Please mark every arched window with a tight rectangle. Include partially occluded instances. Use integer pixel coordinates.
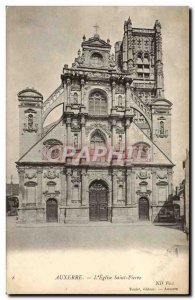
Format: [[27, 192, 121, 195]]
[[24, 181, 37, 204], [118, 134, 123, 151], [131, 143, 151, 162], [89, 91, 107, 115], [28, 114, 33, 130], [73, 92, 78, 103], [43, 139, 63, 161], [91, 52, 103, 67], [137, 52, 142, 60], [143, 53, 149, 64], [137, 53, 143, 78], [73, 133, 78, 147], [160, 121, 165, 135], [118, 95, 123, 106], [90, 130, 106, 162], [118, 184, 123, 201], [90, 130, 106, 149], [137, 52, 150, 79], [141, 144, 149, 159], [72, 182, 79, 201]]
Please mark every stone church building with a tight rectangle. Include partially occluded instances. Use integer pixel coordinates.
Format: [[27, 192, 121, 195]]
[[16, 18, 174, 224]]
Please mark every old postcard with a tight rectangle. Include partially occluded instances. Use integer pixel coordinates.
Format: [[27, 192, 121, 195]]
[[6, 6, 189, 294]]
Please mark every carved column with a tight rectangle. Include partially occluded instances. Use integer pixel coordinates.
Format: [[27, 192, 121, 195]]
[[80, 78, 85, 106], [127, 24, 133, 73], [125, 118, 131, 157], [66, 78, 71, 104], [122, 24, 128, 70], [63, 121, 67, 148], [126, 169, 132, 205], [81, 169, 88, 206], [66, 116, 72, 146], [168, 169, 173, 196], [18, 168, 25, 206], [125, 82, 130, 108], [152, 170, 157, 205], [111, 119, 117, 147], [129, 88, 134, 109], [37, 168, 43, 205], [81, 115, 86, 147], [111, 81, 116, 107], [66, 168, 72, 206], [63, 81, 67, 109], [112, 170, 118, 205], [154, 21, 164, 98], [131, 169, 136, 204], [60, 168, 66, 205]]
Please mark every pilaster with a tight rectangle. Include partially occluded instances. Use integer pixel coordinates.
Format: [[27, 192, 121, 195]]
[[152, 169, 157, 205], [168, 169, 173, 196], [37, 167, 43, 205], [80, 78, 85, 106], [112, 169, 118, 205], [131, 169, 136, 204], [66, 78, 71, 104], [63, 80, 67, 108], [111, 81, 116, 107], [111, 118, 117, 147], [125, 81, 130, 108], [18, 167, 25, 207], [126, 169, 132, 206], [60, 168, 66, 205], [66, 116, 72, 147], [154, 20, 164, 98], [81, 115, 86, 147], [66, 168, 72, 206], [125, 118, 131, 158], [81, 169, 88, 206]]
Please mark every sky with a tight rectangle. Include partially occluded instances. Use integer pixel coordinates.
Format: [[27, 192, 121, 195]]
[[6, 6, 189, 186]]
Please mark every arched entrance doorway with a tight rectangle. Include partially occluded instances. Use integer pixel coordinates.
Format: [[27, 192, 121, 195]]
[[89, 181, 108, 221], [139, 197, 149, 221], [46, 199, 58, 222]]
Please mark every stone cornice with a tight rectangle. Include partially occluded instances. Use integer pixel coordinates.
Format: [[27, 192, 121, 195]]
[[16, 162, 174, 168], [61, 68, 133, 84]]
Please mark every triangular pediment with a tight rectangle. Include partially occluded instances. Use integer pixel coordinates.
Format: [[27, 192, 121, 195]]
[[127, 122, 174, 166], [17, 118, 64, 164], [82, 36, 111, 49]]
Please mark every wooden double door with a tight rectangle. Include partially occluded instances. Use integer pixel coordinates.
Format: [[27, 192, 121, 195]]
[[46, 199, 58, 222], [139, 197, 149, 221], [89, 181, 108, 221]]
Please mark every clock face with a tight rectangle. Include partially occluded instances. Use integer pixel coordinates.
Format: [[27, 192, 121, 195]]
[[91, 52, 103, 67]]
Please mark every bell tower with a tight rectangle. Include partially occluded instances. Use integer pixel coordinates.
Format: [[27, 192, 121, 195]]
[[18, 88, 43, 157]]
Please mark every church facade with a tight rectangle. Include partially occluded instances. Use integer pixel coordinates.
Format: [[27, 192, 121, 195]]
[[16, 18, 174, 224]]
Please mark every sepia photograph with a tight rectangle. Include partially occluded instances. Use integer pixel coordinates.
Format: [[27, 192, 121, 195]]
[[6, 6, 189, 294]]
